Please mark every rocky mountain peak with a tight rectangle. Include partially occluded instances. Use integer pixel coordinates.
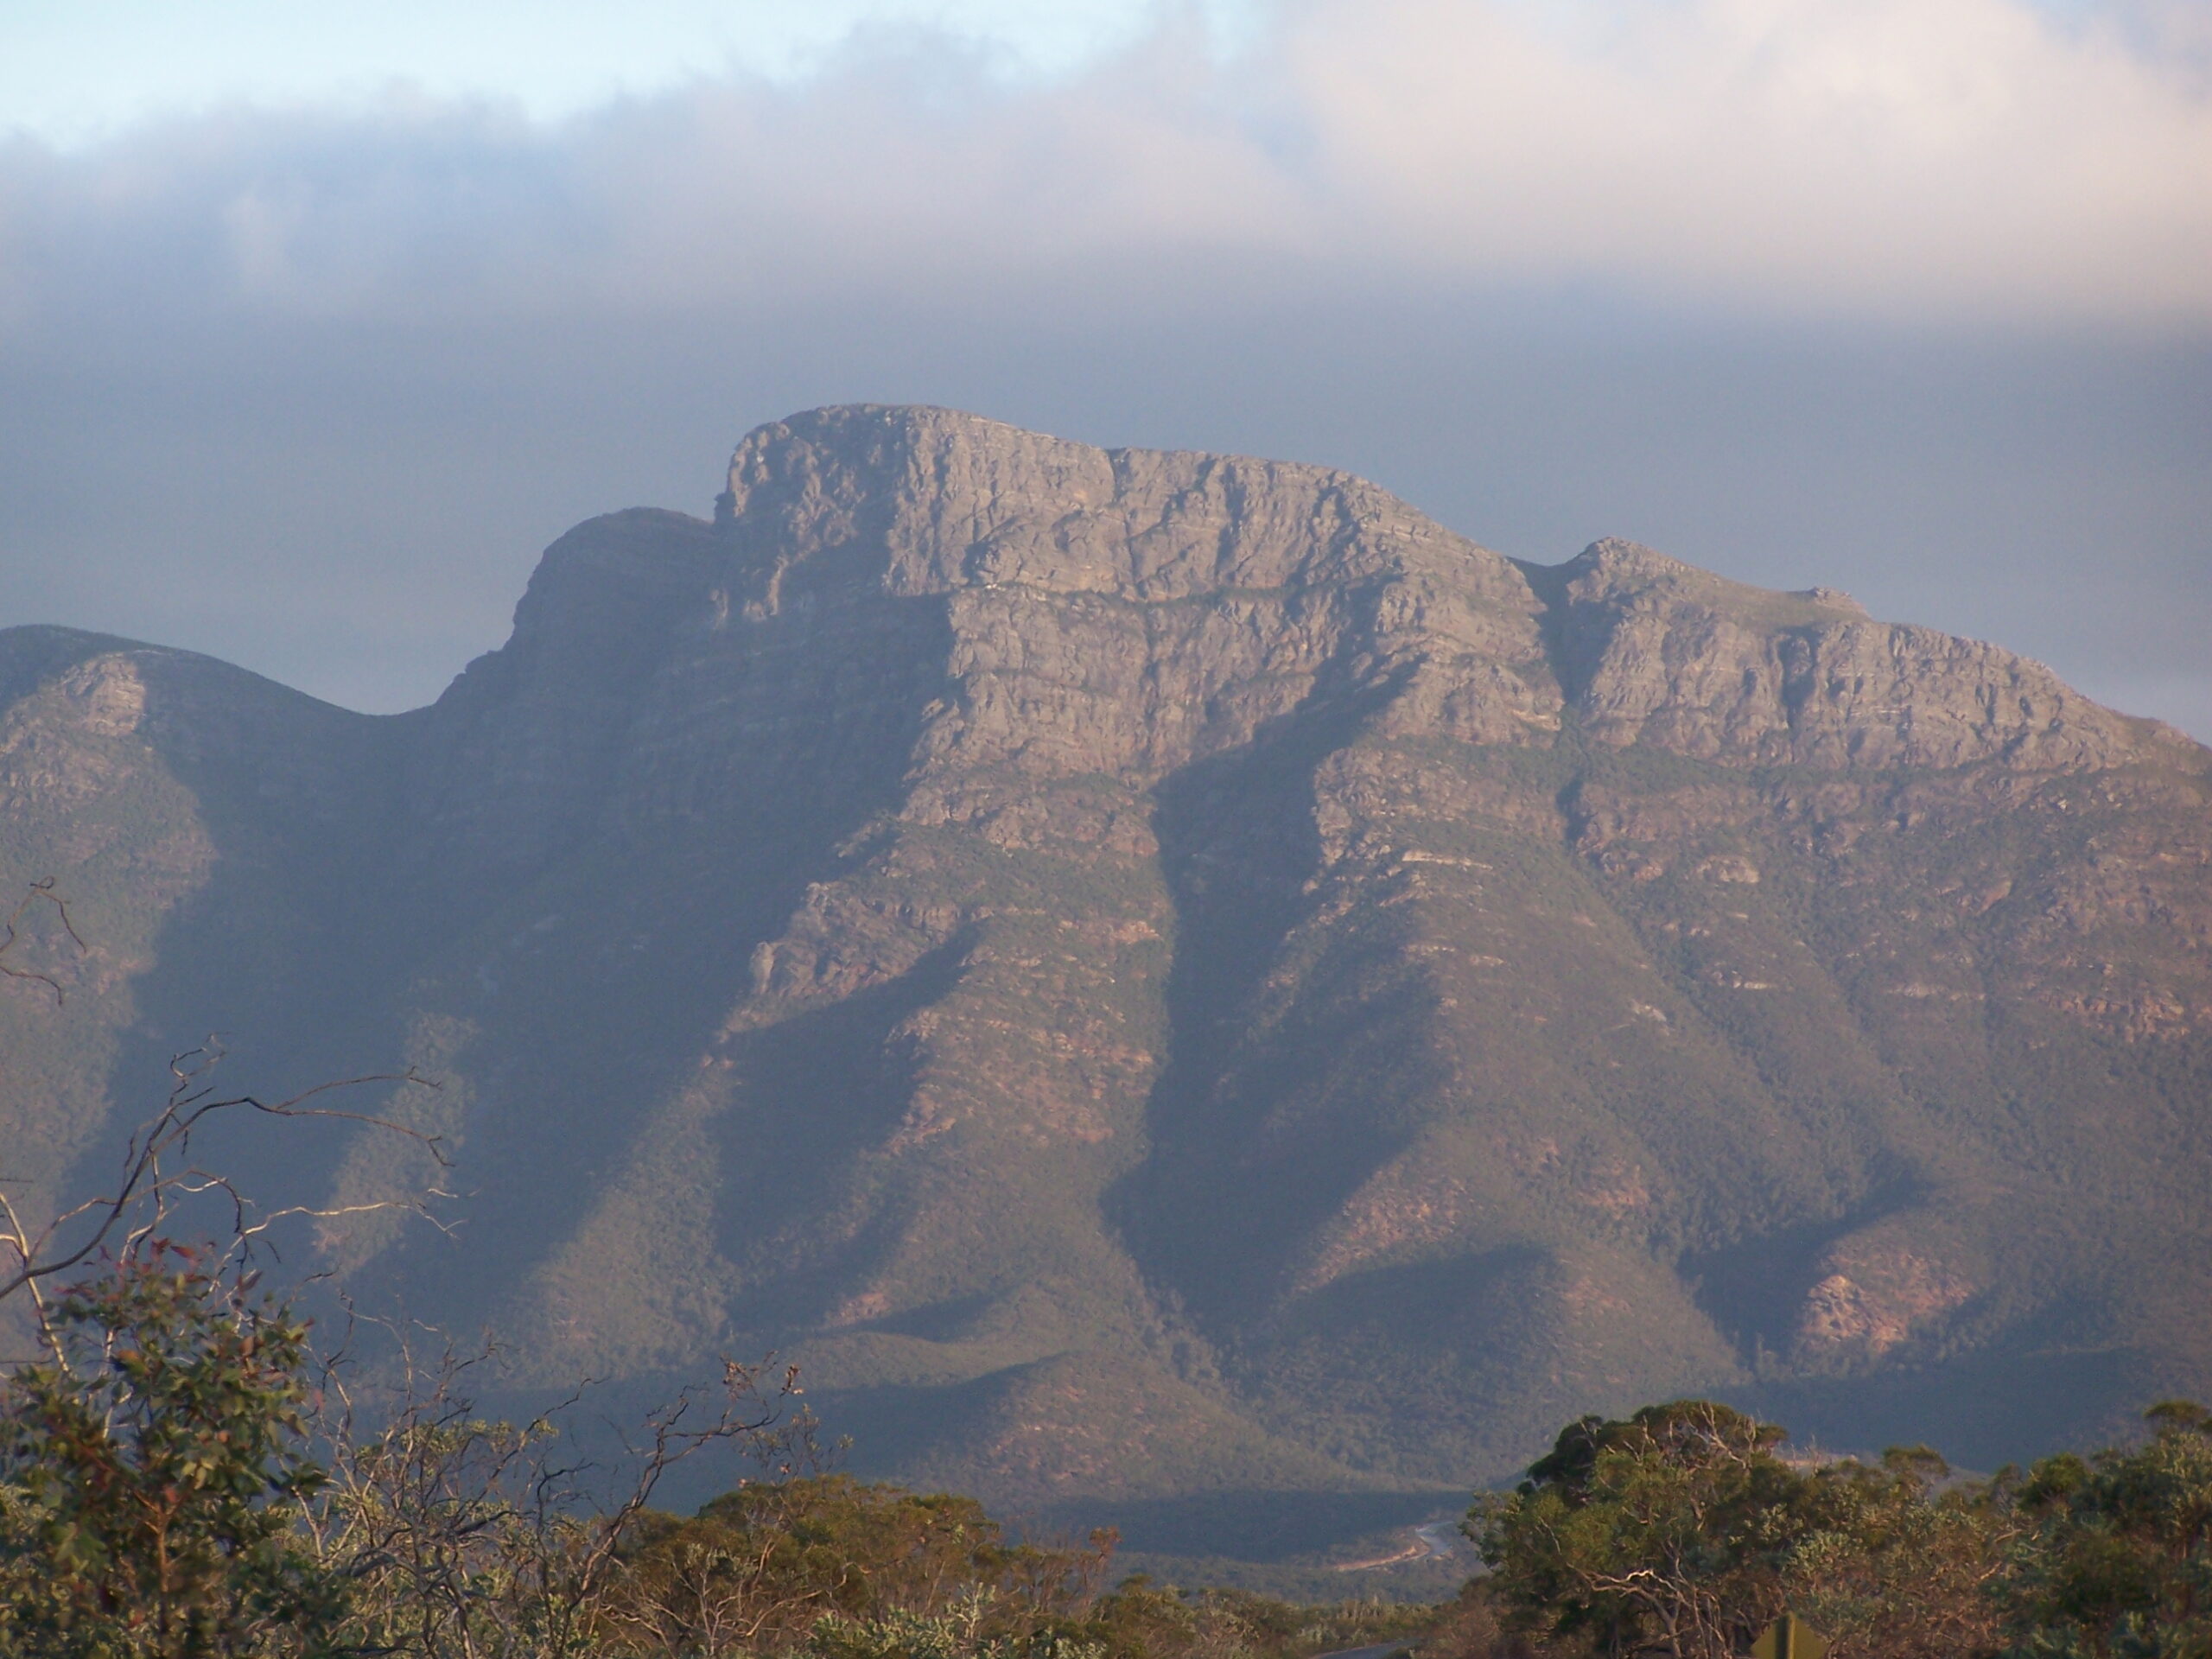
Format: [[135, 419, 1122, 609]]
[[1567, 535, 1695, 582], [5, 409, 2206, 1565], [713, 403, 1493, 607], [420, 407, 2184, 893]]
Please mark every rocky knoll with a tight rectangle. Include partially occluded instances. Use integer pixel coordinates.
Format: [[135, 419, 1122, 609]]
[[2, 406, 2207, 1559]]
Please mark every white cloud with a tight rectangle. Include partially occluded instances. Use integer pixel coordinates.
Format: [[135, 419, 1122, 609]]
[[1, 0, 2208, 331], [1281, 0, 2212, 320]]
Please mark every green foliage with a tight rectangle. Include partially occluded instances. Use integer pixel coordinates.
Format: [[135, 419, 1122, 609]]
[[0, 1243, 341, 1657], [1475, 1399, 2212, 1659], [1472, 1402, 1808, 1658], [2001, 1400, 2212, 1656], [1775, 1446, 2016, 1658], [601, 1475, 1112, 1656]]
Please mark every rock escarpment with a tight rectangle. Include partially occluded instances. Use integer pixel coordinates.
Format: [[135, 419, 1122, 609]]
[[3, 406, 2208, 1554]]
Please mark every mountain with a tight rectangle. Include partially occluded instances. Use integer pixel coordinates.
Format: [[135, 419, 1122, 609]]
[[3, 405, 2209, 1560]]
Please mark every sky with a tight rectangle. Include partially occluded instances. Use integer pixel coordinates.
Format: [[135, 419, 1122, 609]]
[[0, 0, 2207, 738]]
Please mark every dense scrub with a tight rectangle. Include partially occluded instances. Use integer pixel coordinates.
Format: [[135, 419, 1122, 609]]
[[1, 1242, 2205, 1656], [0, 1243, 1426, 1659], [1465, 1398, 2212, 1659]]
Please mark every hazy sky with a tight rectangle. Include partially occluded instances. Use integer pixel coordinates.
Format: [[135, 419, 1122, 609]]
[[2, 0, 2207, 737]]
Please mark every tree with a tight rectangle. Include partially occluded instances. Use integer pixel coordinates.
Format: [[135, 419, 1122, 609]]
[[1471, 1401, 1815, 1659], [1777, 1446, 2018, 1658], [2004, 1400, 2212, 1655], [0, 1243, 341, 1657], [0, 1009, 842, 1659], [0, 1033, 442, 1658], [598, 1473, 1113, 1658]]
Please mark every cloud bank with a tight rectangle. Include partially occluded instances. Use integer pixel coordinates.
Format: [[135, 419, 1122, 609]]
[[4, 0, 2209, 334]]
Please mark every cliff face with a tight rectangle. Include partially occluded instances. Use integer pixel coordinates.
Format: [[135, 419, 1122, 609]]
[[3, 406, 2208, 1550]]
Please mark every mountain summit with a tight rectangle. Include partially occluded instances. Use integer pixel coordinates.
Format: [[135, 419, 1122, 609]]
[[3, 406, 2208, 1555]]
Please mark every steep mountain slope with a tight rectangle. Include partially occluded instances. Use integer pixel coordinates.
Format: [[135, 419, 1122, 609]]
[[3, 407, 2207, 1553]]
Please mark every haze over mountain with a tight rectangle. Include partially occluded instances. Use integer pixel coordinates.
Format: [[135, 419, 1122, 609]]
[[3, 406, 2208, 1560]]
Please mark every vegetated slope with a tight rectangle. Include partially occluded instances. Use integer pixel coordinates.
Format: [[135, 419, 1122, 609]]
[[2, 406, 2207, 1555]]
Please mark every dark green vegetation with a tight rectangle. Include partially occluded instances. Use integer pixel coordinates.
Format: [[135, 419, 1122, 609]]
[[0, 1245, 339, 1654], [1472, 1397, 2212, 1658], [2, 406, 2209, 1566]]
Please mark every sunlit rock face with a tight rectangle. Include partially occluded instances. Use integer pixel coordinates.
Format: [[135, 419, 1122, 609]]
[[4, 405, 2209, 1551]]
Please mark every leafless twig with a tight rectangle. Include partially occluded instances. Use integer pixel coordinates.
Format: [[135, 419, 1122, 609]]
[[308, 1310, 806, 1658], [0, 877, 86, 1006], [0, 1040, 452, 1357]]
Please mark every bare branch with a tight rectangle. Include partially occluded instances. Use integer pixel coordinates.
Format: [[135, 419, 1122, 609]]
[[0, 1048, 452, 1306], [0, 877, 86, 1006]]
